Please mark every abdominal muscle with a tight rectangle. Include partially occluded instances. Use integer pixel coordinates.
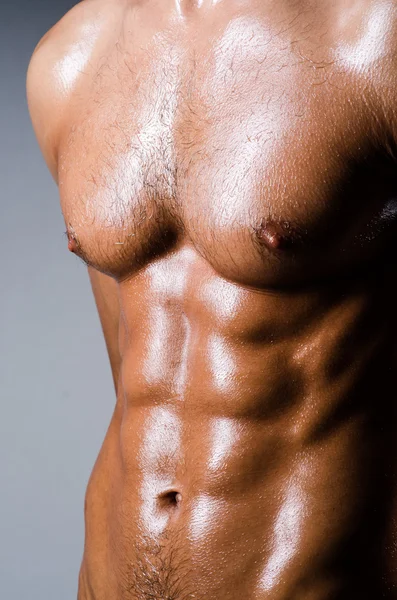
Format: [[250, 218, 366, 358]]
[[79, 247, 397, 600]]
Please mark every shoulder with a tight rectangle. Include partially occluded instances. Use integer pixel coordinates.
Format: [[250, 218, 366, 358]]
[[26, 0, 128, 180], [330, 0, 397, 77], [369, 1, 397, 148], [329, 0, 397, 151]]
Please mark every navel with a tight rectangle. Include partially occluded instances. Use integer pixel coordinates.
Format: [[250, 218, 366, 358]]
[[157, 489, 183, 511]]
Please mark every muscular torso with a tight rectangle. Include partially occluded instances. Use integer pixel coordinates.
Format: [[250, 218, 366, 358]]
[[28, 0, 397, 598]]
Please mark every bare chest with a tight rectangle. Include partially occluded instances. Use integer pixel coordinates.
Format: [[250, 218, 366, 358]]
[[58, 7, 397, 287]]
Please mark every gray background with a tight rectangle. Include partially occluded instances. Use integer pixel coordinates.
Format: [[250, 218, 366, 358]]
[[0, 2, 114, 598]]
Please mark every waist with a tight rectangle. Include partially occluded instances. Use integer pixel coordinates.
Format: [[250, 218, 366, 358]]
[[81, 386, 397, 600]]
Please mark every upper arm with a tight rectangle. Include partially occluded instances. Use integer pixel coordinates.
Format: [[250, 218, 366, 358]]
[[88, 268, 122, 392], [27, 1, 125, 392], [26, 29, 65, 181], [26, 4, 87, 181], [26, 0, 118, 181]]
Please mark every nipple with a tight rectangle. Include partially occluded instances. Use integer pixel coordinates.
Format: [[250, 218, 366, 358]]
[[68, 238, 77, 253], [66, 227, 78, 253], [255, 219, 303, 251]]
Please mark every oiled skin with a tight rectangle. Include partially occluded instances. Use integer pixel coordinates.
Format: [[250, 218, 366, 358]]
[[27, 0, 397, 598]]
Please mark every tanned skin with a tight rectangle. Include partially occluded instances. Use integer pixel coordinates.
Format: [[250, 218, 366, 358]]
[[27, 0, 397, 598]]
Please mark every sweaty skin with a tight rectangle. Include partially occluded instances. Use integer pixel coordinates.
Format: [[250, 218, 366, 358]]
[[27, 0, 397, 598]]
